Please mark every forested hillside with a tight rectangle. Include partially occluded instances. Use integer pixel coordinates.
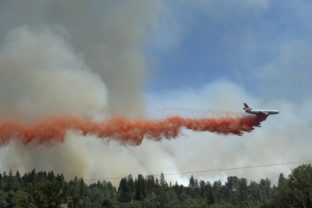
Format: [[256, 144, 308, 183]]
[[0, 164, 311, 208]]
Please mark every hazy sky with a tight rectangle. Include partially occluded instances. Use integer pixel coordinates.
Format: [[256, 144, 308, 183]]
[[0, 0, 311, 185], [146, 0, 312, 100]]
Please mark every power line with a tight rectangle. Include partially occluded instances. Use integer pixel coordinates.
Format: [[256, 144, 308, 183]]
[[85, 159, 312, 182], [165, 160, 312, 175]]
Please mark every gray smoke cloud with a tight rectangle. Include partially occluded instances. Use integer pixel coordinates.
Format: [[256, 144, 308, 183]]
[[0, 26, 107, 120], [0, 25, 109, 178], [0, 0, 167, 179], [0, 0, 163, 116]]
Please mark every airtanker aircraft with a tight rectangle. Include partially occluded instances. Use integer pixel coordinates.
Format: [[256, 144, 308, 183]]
[[243, 103, 279, 116]]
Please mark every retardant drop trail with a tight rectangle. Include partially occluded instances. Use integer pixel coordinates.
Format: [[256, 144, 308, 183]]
[[0, 114, 267, 146]]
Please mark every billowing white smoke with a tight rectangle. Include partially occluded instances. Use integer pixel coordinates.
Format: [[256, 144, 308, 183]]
[[0, 0, 163, 116], [0, 0, 167, 179], [0, 26, 108, 177], [0, 26, 107, 120]]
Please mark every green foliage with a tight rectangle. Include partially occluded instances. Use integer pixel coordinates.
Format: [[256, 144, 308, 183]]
[[135, 174, 146, 200], [0, 164, 310, 207], [31, 175, 66, 208], [263, 164, 312, 208], [118, 178, 132, 203]]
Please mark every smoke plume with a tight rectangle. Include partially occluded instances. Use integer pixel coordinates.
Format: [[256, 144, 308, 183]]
[[0, 114, 266, 146], [0, 0, 163, 179]]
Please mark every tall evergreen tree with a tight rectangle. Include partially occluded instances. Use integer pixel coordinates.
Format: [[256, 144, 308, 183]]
[[135, 174, 146, 200], [118, 178, 131, 203]]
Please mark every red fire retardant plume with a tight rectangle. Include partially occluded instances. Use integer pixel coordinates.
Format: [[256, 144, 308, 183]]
[[0, 114, 267, 146]]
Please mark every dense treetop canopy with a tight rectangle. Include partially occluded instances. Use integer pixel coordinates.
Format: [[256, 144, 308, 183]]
[[0, 164, 311, 208]]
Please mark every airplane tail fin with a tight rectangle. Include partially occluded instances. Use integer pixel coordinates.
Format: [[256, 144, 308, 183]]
[[243, 103, 250, 110]]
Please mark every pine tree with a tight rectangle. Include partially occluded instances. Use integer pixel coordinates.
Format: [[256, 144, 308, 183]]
[[118, 178, 131, 202], [135, 174, 146, 200]]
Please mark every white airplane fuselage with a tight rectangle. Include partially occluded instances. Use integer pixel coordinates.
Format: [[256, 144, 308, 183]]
[[245, 109, 279, 115], [243, 103, 279, 116]]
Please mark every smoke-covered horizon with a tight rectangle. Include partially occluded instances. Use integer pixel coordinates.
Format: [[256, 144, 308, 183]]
[[0, 0, 311, 185]]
